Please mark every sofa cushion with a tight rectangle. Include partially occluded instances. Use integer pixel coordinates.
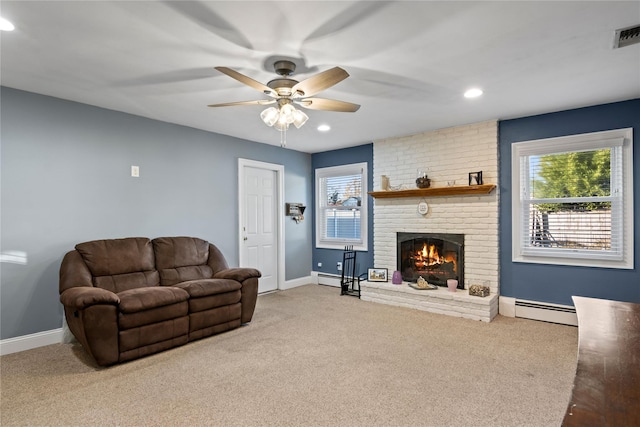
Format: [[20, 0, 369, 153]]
[[152, 237, 214, 285], [119, 301, 189, 330], [118, 287, 189, 314], [173, 279, 241, 297], [153, 236, 210, 268], [76, 237, 155, 276], [157, 265, 214, 287], [93, 270, 160, 294], [173, 279, 242, 313]]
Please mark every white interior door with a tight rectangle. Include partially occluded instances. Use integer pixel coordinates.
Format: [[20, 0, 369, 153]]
[[239, 159, 284, 293]]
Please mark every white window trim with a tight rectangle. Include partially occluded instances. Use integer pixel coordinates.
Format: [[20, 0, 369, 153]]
[[315, 162, 368, 251], [511, 128, 633, 269]]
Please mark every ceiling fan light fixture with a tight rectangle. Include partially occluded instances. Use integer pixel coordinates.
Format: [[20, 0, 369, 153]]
[[292, 109, 309, 129], [260, 107, 279, 126], [213, 60, 359, 143], [279, 103, 296, 124], [273, 121, 289, 132]]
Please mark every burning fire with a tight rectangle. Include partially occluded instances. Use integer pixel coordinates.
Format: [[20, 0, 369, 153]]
[[414, 243, 456, 271]]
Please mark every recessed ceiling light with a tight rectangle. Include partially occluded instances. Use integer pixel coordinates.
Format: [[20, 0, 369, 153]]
[[0, 17, 15, 31], [317, 124, 331, 132], [464, 88, 483, 98]]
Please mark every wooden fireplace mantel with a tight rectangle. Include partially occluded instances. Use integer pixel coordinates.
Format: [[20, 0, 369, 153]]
[[368, 184, 496, 199]]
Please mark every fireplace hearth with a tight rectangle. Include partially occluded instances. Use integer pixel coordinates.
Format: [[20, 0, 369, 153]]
[[397, 233, 464, 289]]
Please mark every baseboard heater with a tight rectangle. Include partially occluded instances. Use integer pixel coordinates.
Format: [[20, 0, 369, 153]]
[[316, 272, 342, 287], [515, 299, 578, 326]]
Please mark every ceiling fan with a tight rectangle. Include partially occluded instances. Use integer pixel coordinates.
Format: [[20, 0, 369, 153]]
[[208, 60, 360, 136]]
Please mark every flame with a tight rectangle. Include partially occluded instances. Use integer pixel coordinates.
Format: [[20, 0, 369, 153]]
[[415, 243, 442, 267], [414, 243, 456, 272]]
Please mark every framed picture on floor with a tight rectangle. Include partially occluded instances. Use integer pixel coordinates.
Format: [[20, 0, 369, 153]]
[[368, 268, 388, 282]]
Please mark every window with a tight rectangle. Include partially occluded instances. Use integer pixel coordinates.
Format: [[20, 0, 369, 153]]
[[512, 128, 633, 269], [316, 163, 368, 250]]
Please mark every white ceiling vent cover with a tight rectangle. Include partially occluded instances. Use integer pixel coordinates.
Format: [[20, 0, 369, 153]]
[[613, 24, 640, 48]]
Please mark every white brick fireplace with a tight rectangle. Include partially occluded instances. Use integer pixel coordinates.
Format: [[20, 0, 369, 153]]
[[361, 121, 500, 322]]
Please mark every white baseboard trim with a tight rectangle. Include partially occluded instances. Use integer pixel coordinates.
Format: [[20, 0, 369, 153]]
[[0, 328, 63, 356], [281, 275, 313, 290], [499, 296, 516, 317]]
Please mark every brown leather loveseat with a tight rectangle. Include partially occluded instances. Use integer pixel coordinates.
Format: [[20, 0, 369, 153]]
[[59, 236, 261, 366]]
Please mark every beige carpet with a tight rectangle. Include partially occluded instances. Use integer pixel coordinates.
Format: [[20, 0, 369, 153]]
[[0, 284, 578, 426]]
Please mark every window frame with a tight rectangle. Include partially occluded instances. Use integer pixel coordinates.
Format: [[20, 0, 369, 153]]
[[315, 162, 368, 251], [511, 128, 633, 269]]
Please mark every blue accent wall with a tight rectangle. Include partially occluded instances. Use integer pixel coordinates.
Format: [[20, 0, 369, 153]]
[[311, 144, 373, 278], [499, 99, 640, 305]]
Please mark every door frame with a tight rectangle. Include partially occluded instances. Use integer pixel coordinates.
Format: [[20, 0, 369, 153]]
[[238, 158, 285, 291]]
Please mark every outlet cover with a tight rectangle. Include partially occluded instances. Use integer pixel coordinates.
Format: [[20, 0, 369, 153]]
[[131, 165, 140, 177]]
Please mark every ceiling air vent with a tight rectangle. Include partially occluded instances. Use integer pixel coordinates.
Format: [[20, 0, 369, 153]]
[[613, 24, 640, 49]]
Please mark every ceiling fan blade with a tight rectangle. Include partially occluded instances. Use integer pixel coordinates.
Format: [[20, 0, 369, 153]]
[[291, 67, 349, 97], [215, 67, 277, 97], [208, 100, 276, 107], [296, 98, 360, 112]]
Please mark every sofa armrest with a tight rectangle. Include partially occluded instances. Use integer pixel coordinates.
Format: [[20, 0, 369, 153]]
[[59, 250, 93, 293], [213, 267, 261, 282], [60, 287, 120, 310]]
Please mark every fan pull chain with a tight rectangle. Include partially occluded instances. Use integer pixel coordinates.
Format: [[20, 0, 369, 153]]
[[280, 125, 287, 147]]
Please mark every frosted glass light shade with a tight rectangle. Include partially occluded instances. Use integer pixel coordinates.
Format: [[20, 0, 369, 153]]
[[274, 121, 289, 131], [292, 109, 309, 129], [280, 103, 296, 124], [260, 107, 279, 126], [261, 104, 308, 132]]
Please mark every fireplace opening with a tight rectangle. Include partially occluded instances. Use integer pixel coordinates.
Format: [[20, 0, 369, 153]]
[[397, 233, 464, 289]]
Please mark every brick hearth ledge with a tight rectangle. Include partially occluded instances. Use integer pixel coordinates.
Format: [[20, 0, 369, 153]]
[[361, 281, 499, 322]]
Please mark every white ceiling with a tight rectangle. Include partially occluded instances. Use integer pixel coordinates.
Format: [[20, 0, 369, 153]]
[[1, 1, 639, 153]]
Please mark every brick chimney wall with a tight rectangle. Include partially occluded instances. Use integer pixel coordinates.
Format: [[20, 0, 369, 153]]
[[372, 120, 499, 294]]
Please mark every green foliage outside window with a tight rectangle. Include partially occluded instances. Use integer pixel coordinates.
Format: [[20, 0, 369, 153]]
[[531, 149, 611, 212]]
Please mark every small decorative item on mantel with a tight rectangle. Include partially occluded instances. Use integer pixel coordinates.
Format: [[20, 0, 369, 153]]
[[468, 171, 483, 186], [381, 175, 390, 191], [469, 284, 490, 297], [416, 169, 431, 188]]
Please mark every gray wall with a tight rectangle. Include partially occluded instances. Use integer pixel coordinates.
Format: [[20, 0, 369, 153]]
[[0, 87, 312, 340]]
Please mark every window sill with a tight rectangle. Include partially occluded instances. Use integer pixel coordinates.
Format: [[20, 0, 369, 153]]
[[513, 254, 633, 270], [317, 243, 367, 251]]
